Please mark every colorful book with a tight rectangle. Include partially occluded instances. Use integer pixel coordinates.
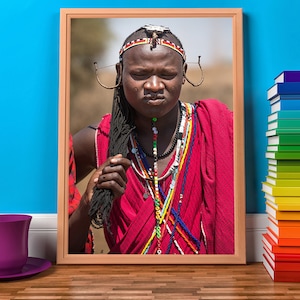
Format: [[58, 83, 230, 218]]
[[267, 144, 300, 152], [268, 159, 300, 166], [266, 128, 300, 137], [268, 82, 300, 100], [267, 215, 300, 238], [268, 170, 300, 179], [262, 181, 300, 197], [266, 201, 300, 220], [268, 214, 300, 229], [263, 254, 300, 282], [271, 100, 300, 113], [268, 110, 300, 123], [264, 246, 300, 267], [265, 176, 300, 186], [263, 233, 300, 254], [268, 164, 300, 173], [266, 151, 300, 160], [275, 71, 300, 83], [266, 200, 300, 211], [267, 227, 300, 246], [269, 95, 300, 105], [265, 193, 300, 205], [268, 119, 300, 130], [268, 134, 300, 145], [264, 245, 300, 263]]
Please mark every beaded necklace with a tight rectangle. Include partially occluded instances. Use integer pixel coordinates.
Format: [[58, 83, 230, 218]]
[[130, 102, 199, 254], [151, 116, 162, 253], [135, 105, 183, 160]]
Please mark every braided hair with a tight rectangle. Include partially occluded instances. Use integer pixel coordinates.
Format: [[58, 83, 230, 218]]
[[89, 25, 185, 229]]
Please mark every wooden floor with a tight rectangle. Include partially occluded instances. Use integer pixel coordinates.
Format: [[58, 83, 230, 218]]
[[1, 263, 300, 299]]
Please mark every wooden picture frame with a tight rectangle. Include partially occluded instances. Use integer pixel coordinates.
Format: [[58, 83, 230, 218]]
[[57, 8, 245, 264]]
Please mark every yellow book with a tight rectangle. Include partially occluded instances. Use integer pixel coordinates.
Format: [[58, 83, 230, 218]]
[[266, 200, 300, 211], [266, 201, 300, 220], [268, 171, 300, 179], [265, 193, 300, 204], [262, 182, 300, 196], [266, 176, 300, 186]]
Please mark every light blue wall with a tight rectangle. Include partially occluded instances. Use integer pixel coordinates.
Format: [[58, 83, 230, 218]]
[[1, 1, 300, 214]]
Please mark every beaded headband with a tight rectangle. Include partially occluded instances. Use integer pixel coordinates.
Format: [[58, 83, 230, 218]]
[[119, 38, 186, 61], [119, 25, 186, 61]]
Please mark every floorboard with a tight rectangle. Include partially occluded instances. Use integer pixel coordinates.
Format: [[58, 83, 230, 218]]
[[1, 263, 300, 299]]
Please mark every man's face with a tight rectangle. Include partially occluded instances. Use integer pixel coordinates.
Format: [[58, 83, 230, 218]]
[[120, 44, 185, 120]]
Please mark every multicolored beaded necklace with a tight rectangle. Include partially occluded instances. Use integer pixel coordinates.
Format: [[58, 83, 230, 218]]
[[130, 101, 200, 254]]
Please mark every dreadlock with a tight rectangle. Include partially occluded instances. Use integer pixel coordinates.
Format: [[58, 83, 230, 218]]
[[89, 25, 186, 228], [88, 80, 135, 228]]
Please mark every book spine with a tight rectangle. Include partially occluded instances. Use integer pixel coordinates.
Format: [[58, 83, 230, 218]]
[[268, 82, 300, 100], [266, 176, 300, 187], [266, 129, 300, 137], [268, 119, 300, 130], [268, 110, 300, 122], [271, 100, 300, 114], [269, 165, 300, 172], [275, 71, 300, 83], [268, 135, 300, 145], [267, 145, 300, 152], [266, 152, 300, 160]]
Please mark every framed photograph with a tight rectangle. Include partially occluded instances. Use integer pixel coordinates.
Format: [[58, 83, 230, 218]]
[[57, 8, 245, 264]]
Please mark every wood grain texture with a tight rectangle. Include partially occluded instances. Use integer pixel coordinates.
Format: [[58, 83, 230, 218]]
[[1, 263, 300, 299]]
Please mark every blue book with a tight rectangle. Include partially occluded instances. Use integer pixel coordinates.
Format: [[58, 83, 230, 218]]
[[268, 94, 300, 105], [271, 100, 300, 114], [275, 71, 300, 83], [268, 110, 300, 122], [267, 82, 300, 100]]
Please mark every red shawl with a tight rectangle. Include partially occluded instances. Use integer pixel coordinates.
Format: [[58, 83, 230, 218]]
[[95, 99, 234, 254], [69, 135, 94, 253]]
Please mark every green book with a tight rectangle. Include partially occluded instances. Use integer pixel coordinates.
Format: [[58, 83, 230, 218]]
[[266, 128, 300, 137], [267, 145, 300, 152], [268, 119, 300, 130], [268, 134, 300, 145], [266, 151, 300, 160], [268, 159, 300, 166], [268, 110, 300, 123], [269, 164, 300, 172]]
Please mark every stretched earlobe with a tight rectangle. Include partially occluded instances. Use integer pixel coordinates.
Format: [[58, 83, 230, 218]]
[[182, 63, 187, 84], [183, 56, 204, 87], [116, 62, 122, 77], [94, 62, 122, 89]]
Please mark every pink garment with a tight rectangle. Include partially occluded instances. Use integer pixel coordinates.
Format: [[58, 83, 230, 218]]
[[95, 99, 234, 254], [69, 135, 94, 253]]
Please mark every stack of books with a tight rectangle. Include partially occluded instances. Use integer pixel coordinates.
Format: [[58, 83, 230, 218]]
[[262, 70, 300, 282]]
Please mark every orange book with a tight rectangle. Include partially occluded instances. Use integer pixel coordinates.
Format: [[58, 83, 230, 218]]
[[268, 216, 300, 238], [267, 227, 300, 246], [262, 233, 300, 254], [266, 201, 300, 220], [269, 214, 300, 227]]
